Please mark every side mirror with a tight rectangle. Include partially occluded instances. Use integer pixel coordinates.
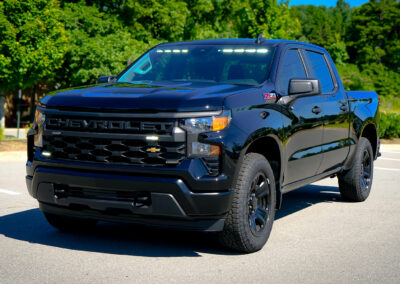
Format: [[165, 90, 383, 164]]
[[97, 75, 116, 84], [289, 78, 321, 96]]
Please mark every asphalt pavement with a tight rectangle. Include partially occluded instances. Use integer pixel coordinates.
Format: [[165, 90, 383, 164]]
[[0, 146, 399, 283]]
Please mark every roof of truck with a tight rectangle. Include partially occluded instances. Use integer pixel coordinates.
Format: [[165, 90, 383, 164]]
[[158, 38, 326, 51]]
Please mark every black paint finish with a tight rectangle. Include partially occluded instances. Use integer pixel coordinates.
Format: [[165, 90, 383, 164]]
[[27, 39, 379, 230]]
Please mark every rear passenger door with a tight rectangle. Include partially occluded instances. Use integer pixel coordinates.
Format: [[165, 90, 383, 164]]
[[278, 48, 325, 186], [303, 50, 350, 174]]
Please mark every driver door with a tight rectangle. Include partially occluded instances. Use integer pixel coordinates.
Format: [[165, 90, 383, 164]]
[[278, 48, 325, 186]]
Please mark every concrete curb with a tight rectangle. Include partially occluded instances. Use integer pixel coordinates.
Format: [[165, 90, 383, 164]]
[[0, 151, 26, 162], [380, 144, 400, 151]]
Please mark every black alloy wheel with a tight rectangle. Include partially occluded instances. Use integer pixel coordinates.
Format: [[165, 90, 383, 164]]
[[360, 149, 372, 191], [218, 153, 276, 253], [248, 172, 271, 236], [338, 137, 374, 202]]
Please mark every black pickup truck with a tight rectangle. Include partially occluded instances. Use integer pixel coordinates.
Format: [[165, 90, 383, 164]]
[[26, 37, 379, 253]]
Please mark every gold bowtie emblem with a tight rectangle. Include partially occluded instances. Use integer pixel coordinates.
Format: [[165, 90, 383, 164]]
[[146, 147, 161, 153]]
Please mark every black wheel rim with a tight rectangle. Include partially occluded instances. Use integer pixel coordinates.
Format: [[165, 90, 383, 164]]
[[361, 149, 372, 191], [248, 172, 270, 236]]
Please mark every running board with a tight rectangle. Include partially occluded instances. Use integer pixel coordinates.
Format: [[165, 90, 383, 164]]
[[281, 167, 342, 193]]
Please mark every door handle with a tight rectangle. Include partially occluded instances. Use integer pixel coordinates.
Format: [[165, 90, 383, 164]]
[[312, 106, 322, 114], [340, 105, 348, 111]]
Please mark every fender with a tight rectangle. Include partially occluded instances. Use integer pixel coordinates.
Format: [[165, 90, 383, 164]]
[[343, 117, 379, 170], [343, 90, 379, 171], [237, 131, 284, 209]]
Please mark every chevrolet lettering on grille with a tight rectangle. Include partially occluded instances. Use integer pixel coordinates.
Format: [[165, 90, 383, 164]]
[[46, 118, 174, 132]]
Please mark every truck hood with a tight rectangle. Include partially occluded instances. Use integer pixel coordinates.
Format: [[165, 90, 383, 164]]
[[41, 81, 254, 112]]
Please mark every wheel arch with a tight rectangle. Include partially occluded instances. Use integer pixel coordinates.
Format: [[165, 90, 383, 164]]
[[361, 123, 378, 159], [238, 132, 284, 209]]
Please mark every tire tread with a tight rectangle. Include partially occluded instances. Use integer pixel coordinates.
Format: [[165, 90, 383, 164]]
[[218, 153, 276, 253]]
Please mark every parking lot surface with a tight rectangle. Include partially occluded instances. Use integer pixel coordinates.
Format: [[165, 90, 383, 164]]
[[1, 145, 399, 283]]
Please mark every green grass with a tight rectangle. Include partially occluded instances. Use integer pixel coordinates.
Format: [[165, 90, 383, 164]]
[[380, 96, 400, 114], [1, 137, 26, 141], [0, 128, 4, 140], [379, 112, 400, 138]]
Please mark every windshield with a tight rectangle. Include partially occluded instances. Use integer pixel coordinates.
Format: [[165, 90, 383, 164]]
[[118, 45, 275, 86]]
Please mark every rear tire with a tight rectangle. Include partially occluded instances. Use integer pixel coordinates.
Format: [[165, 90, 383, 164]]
[[44, 212, 97, 232], [338, 137, 374, 202], [218, 153, 276, 253]]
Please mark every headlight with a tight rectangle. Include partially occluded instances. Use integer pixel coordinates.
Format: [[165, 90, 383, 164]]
[[180, 110, 231, 157], [34, 109, 45, 129], [180, 110, 231, 133], [33, 109, 45, 147]]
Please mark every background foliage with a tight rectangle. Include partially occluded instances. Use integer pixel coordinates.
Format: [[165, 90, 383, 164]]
[[0, 0, 399, 136]]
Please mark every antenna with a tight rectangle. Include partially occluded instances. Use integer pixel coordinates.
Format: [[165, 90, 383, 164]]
[[256, 34, 266, 44]]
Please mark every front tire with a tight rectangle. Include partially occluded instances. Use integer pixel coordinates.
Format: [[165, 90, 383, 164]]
[[338, 137, 374, 202], [218, 153, 276, 253], [44, 212, 97, 232]]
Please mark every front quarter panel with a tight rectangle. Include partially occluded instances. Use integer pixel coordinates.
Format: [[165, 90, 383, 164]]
[[204, 88, 285, 185]]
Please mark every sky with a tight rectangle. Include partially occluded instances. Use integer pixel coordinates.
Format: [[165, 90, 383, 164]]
[[288, 0, 369, 7]]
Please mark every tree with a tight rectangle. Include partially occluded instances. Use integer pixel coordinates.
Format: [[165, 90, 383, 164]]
[[222, 0, 301, 39], [0, 0, 67, 91], [56, 2, 157, 87], [348, 0, 400, 71], [0, 0, 68, 122], [183, 0, 233, 40], [116, 0, 190, 42], [328, 0, 352, 37], [291, 4, 336, 47]]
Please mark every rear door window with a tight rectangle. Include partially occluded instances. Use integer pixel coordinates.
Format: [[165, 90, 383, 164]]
[[305, 51, 334, 93]]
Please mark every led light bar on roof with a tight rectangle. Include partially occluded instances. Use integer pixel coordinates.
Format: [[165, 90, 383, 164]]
[[220, 48, 268, 53], [156, 48, 269, 54], [156, 49, 189, 53]]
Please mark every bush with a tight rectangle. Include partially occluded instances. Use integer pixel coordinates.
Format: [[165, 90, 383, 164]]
[[380, 96, 400, 114], [379, 112, 400, 139], [25, 123, 33, 135], [336, 63, 374, 91], [0, 127, 4, 140]]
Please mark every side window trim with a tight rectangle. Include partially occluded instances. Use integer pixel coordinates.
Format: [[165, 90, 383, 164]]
[[298, 49, 310, 78], [302, 48, 338, 95], [276, 47, 308, 96]]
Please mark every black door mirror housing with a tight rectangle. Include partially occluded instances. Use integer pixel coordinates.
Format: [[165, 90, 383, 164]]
[[97, 75, 116, 84], [289, 78, 321, 96]]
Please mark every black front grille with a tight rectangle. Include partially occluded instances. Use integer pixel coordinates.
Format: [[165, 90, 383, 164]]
[[43, 135, 186, 166]]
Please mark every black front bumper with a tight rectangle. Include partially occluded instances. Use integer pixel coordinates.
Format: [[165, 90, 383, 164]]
[[26, 166, 234, 232]]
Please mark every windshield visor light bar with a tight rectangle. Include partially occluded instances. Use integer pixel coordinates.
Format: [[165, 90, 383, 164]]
[[220, 48, 268, 54], [156, 48, 269, 54], [156, 49, 188, 53]]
